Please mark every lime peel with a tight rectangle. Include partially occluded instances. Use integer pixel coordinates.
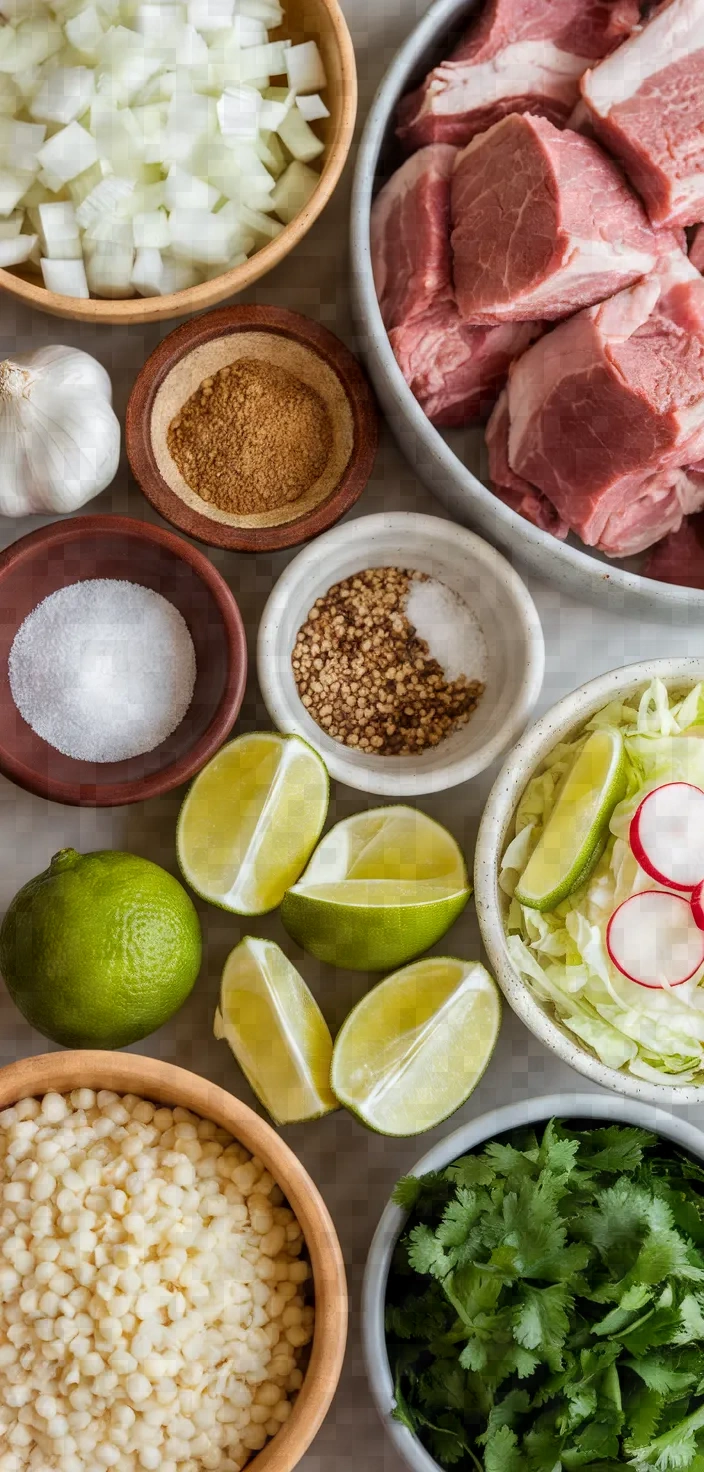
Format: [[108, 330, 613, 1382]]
[[282, 806, 470, 971]]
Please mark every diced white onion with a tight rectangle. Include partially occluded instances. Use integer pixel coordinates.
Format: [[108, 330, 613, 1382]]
[[64, 5, 106, 59], [0, 212, 23, 239], [37, 121, 98, 184], [0, 232, 36, 266], [296, 93, 329, 122], [270, 159, 319, 223], [186, 0, 234, 33], [217, 85, 261, 140], [231, 14, 267, 47], [164, 164, 218, 211], [29, 66, 95, 124], [132, 243, 163, 294], [277, 106, 324, 163], [285, 39, 326, 94], [0, 169, 35, 216], [169, 205, 237, 262], [85, 237, 135, 295], [75, 175, 134, 228], [40, 255, 89, 296], [133, 208, 170, 248]]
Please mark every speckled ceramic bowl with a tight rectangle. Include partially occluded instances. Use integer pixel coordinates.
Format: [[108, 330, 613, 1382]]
[[349, 0, 704, 619], [257, 511, 545, 795], [474, 657, 704, 1105], [363, 1092, 704, 1472]]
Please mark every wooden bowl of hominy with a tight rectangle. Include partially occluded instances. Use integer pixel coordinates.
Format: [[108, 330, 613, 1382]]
[[0, 1052, 348, 1472]]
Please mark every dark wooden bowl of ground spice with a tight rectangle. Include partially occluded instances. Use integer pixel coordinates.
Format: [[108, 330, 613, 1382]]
[[126, 305, 379, 553]]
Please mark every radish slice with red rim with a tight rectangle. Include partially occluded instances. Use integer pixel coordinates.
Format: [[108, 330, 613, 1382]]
[[606, 890, 704, 988], [629, 782, 704, 891], [693, 882, 704, 933]]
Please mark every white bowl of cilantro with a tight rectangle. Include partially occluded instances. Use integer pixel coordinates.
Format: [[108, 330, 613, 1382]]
[[475, 657, 704, 1103], [363, 1093, 704, 1472]]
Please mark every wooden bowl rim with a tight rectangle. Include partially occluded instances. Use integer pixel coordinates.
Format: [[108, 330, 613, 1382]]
[[0, 1052, 349, 1472], [0, 0, 357, 325], [126, 305, 379, 552], [0, 514, 248, 807]]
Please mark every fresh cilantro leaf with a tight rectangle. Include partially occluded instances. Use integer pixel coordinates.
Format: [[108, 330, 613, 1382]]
[[513, 1283, 572, 1356], [393, 1171, 452, 1214], [407, 1224, 452, 1279], [446, 1156, 496, 1189], [477, 1390, 531, 1444], [574, 1125, 657, 1174], [483, 1424, 522, 1472], [627, 1356, 698, 1397]]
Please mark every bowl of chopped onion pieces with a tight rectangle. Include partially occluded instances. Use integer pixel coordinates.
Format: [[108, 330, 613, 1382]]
[[0, 0, 356, 322]]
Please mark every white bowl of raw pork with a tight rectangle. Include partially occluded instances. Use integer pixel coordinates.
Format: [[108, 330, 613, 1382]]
[[350, 0, 704, 616]]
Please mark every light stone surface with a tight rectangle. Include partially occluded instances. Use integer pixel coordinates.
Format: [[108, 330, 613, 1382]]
[[2, 5, 704, 1472]]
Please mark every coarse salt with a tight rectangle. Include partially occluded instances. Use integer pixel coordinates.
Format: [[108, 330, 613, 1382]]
[[405, 576, 488, 684], [9, 579, 196, 763]]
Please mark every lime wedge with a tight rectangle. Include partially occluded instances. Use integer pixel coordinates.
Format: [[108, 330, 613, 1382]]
[[330, 957, 500, 1135], [177, 732, 329, 915], [514, 727, 626, 912], [281, 806, 470, 970], [214, 936, 337, 1124]]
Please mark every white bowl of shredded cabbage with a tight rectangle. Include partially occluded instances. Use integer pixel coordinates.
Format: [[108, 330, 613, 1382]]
[[475, 658, 704, 1103]]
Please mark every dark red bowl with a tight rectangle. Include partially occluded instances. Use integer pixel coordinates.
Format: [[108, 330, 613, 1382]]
[[0, 516, 247, 807]]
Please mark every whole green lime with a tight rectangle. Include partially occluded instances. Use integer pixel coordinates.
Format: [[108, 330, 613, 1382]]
[[0, 849, 202, 1049]]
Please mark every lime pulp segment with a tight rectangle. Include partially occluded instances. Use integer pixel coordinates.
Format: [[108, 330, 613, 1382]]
[[214, 936, 336, 1124], [177, 731, 329, 915], [331, 957, 501, 1135]]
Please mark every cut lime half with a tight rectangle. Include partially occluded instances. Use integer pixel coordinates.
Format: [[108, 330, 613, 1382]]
[[177, 731, 329, 915], [214, 936, 337, 1124], [281, 806, 470, 970], [331, 957, 501, 1135], [515, 727, 626, 912]]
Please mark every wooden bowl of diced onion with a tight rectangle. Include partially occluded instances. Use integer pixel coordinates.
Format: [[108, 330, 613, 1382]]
[[0, 1050, 348, 1472], [0, 0, 356, 324]]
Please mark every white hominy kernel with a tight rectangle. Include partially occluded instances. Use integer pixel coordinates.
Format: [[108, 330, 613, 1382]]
[[0, 1091, 309, 1472]]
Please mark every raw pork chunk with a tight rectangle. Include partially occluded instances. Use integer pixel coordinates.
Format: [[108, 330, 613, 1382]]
[[486, 253, 704, 556], [371, 144, 534, 425], [396, 0, 639, 151], [582, 0, 704, 228], [691, 226, 704, 273], [451, 116, 668, 324], [644, 504, 704, 588]]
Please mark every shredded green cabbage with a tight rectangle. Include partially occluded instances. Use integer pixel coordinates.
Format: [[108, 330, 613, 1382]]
[[501, 678, 704, 1082]]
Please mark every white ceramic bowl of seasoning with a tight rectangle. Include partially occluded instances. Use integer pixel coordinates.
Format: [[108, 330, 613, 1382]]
[[474, 656, 704, 1105], [257, 512, 544, 795], [362, 1091, 704, 1472]]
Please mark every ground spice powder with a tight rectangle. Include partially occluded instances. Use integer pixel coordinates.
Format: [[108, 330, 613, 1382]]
[[291, 566, 485, 755], [167, 357, 333, 514]]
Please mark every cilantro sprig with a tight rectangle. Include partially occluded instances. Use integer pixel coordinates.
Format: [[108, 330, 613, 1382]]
[[386, 1120, 704, 1472]]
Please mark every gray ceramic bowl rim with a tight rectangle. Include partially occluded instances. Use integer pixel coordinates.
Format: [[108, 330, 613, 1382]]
[[363, 1091, 704, 1472], [349, 0, 704, 616], [474, 657, 704, 1105]]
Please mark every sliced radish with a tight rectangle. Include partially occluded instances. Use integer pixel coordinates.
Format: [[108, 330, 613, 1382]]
[[692, 882, 704, 932], [629, 782, 704, 891], [606, 890, 704, 988]]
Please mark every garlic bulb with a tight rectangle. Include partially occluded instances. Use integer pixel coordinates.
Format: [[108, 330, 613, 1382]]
[[0, 345, 120, 516]]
